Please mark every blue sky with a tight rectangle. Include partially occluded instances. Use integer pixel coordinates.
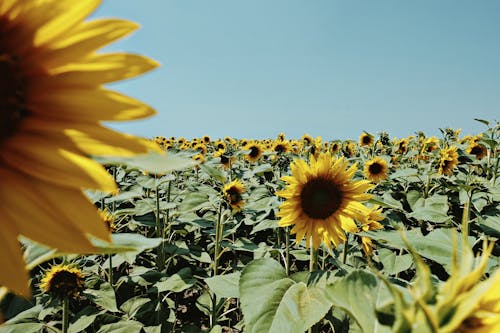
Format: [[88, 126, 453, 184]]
[[92, 0, 500, 141]]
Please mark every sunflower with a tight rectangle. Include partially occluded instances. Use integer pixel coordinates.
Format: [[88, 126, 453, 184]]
[[359, 205, 384, 256], [219, 154, 235, 170], [396, 138, 409, 154], [193, 153, 206, 164], [330, 142, 341, 154], [244, 142, 263, 163], [40, 264, 85, 299], [301, 133, 313, 146], [438, 146, 459, 175], [0, 0, 159, 296], [467, 142, 487, 160], [391, 235, 499, 333], [98, 208, 116, 232], [202, 135, 211, 144], [364, 157, 389, 183], [272, 140, 290, 154], [277, 132, 286, 141], [359, 132, 374, 146], [214, 139, 227, 153], [223, 179, 245, 211], [277, 152, 373, 249]]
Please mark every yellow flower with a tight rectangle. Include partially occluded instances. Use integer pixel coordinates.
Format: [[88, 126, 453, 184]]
[[276, 152, 373, 249], [40, 264, 85, 299], [244, 142, 263, 163], [467, 143, 487, 160], [223, 180, 245, 211], [359, 205, 384, 256], [388, 231, 499, 333], [359, 132, 374, 146], [272, 140, 291, 154], [438, 146, 459, 175], [364, 157, 389, 183], [301, 134, 313, 146], [0, 0, 159, 296]]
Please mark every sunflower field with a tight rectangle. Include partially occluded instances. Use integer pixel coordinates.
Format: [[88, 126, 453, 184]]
[[0, 120, 498, 333]]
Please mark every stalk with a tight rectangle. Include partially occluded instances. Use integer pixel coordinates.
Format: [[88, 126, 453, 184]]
[[285, 227, 290, 276], [308, 244, 319, 333], [62, 297, 69, 333], [211, 202, 224, 327]]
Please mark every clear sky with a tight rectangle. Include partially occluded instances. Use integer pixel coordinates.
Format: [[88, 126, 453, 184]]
[[92, 0, 500, 141]]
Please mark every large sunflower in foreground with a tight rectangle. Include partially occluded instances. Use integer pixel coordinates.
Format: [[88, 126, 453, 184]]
[[0, 0, 159, 296], [277, 152, 373, 249]]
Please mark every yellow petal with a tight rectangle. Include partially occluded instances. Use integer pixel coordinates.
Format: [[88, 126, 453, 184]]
[[0, 212, 30, 297], [35, 19, 140, 69], [2, 135, 117, 192], [33, 0, 101, 46], [39, 53, 160, 85], [31, 178, 111, 242], [0, 168, 97, 253], [30, 87, 155, 121]]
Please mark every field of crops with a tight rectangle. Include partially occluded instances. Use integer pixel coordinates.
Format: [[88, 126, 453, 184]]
[[1, 121, 498, 333]]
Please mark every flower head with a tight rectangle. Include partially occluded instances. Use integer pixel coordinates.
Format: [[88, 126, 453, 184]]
[[0, 0, 158, 296], [364, 157, 389, 183], [223, 180, 245, 211], [40, 264, 85, 299], [277, 152, 373, 249]]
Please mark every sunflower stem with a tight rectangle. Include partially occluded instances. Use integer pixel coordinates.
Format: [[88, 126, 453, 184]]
[[108, 254, 113, 286], [342, 235, 349, 265], [211, 202, 224, 327], [62, 297, 69, 333], [155, 182, 165, 271], [462, 190, 472, 243], [309, 244, 317, 272], [285, 227, 290, 276]]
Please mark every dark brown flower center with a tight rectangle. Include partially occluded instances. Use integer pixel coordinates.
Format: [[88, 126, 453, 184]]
[[368, 162, 383, 175], [274, 144, 286, 153], [362, 136, 372, 145], [226, 186, 242, 204], [0, 51, 27, 146], [48, 270, 84, 297], [249, 146, 260, 158], [300, 178, 343, 219]]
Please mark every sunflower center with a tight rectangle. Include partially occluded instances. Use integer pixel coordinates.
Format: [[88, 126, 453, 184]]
[[226, 187, 242, 204], [300, 178, 343, 219], [48, 270, 83, 296], [249, 146, 260, 158], [0, 50, 28, 145], [368, 162, 383, 175], [362, 136, 371, 144]]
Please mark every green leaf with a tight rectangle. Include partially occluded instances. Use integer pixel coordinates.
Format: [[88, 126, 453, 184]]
[[200, 164, 227, 183], [239, 258, 332, 333], [95, 152, 195, 175], [68, 308, 104, 333], [96, 321, 143, 333], [0, 323, 44, 333], [120, 296, 150, 318], [325, 270, 391, 333], [205, 272, 241, 298], [178, 192, 211, 212], [91, 233, 163, 255], [378, 249, 413, 275], [84, 283, 119, 312], [474, 118, 490, 126], [479, 214, 500, 238], [150, 267, 196, 293], [406, 194, 451, 223], [364, 228, 474, 273]]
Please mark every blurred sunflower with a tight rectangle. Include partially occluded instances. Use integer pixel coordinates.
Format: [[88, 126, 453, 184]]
[[223, 179, 245, 211], [301, 133, 313, 146], [202, 135, 211, 144], [272, 140, 290, 154], [467, 142, 487, 160], [277, 152, 373, 249], [219, 155, 235, 170], [40, 264, 85, 299], [438, 146, 459, 175], [99, 208, 116, 233], [244, 142, 263, 163], [359, 205, 384, 256], [0, 0, 158, 296], [359, 132, 374, 146], [330, 142, 341, 154], [396, 138, 409, 154], [364, 157, 389, 183]]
